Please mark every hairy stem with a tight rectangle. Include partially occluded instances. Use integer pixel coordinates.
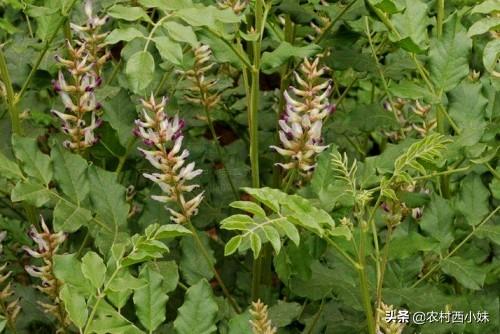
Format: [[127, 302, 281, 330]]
[[357, 222, 376, 334]]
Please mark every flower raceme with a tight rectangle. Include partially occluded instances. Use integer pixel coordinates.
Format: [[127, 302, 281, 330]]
[[51, 0, 109, 151], [135, 95, 204, 224], [271, 57, 334, 178], [23, 217, 68, 329]]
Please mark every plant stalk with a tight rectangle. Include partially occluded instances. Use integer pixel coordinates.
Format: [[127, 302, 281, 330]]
[[250, 0, 266, 303], [357, 221, 376, 334]]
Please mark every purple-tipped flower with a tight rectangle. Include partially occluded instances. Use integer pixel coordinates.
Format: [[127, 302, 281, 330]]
[[51, 1, 109, 153], [136, 94, 204, 224], [271, 57, 333, 178]]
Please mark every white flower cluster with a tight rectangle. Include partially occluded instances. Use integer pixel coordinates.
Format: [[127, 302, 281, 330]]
[[51, 0, 109, 151], [135, 95, 204, 224], [23, 217, 68, 325], [271, 57, 334, 177]]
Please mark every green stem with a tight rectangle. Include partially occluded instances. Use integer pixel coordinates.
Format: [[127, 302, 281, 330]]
[[143, 15, 172, 51], [83, 265, 122, 334], [0, 46, 21, 134], [115, 137, 136, 180], [364, 17, 404, 138], [412, 206, 500, 288], [250, 0, 266, 303], [436, 0, 445, 38], [357, 222, 376, 334], [186, 220, 241, 313], [375, 224, 393, 327]]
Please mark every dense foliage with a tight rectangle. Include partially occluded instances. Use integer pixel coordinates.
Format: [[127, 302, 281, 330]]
[[0, 0, 499, 333]]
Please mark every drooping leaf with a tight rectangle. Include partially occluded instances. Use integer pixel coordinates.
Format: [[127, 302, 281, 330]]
[[174, 279, 219, 334]]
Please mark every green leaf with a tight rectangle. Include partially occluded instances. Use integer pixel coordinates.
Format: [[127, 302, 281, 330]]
[[155, 261, 179, 293], [429, 18, 472, 92], [154, 224, 192, 239], [87, 166, 130, 254], [88, 301, 144, 334], [139, 0, 193, 11], [390, 0, 429, 53], [369, 0, 404, 14], [12, 135, 52, 185], [468, 17, 500, 37], [59, 285, 88, 329], [227, 312, 252, 334], [163, 21, 198, 47], [441, 256, 486, 290], [81, 252, 106, 290], [105, 27, 145, 44], [449, 81, 488, 127], [180, 233, 214, 285], [108, 5, 150, 22], [174, 279, 218, 334], [220, 214, 254, 230], [51, 145, 88, 202], [476, 224, 500, 245], [108, 269, 147, 292], [268, 301, 302, 327], [224, 235, 242, 256], [53, 199, 92, 233], [471, 0, 500, 14], [483, 39, 500, 74], [154, 36, 183, 65], [262, 225, 281, 254], [133, 264, 169, 332], [388, 232, 439, 259], [261, 42, 321, 74], [176, 7, 216, 27], [389, 80, 435, 100], [455, 174, 490, 226], [11, 180, 51, 207], [88, 166, 129, 230], [420, 194, 455, 249], [250, 233, 262, 259], [242, 187, 285, 213], [125, 51, 155, 93], [0, 150, 23, 180], [53, 254, 93, 296], [275, 219, 300, 246], [229, 201, 266, 217]]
